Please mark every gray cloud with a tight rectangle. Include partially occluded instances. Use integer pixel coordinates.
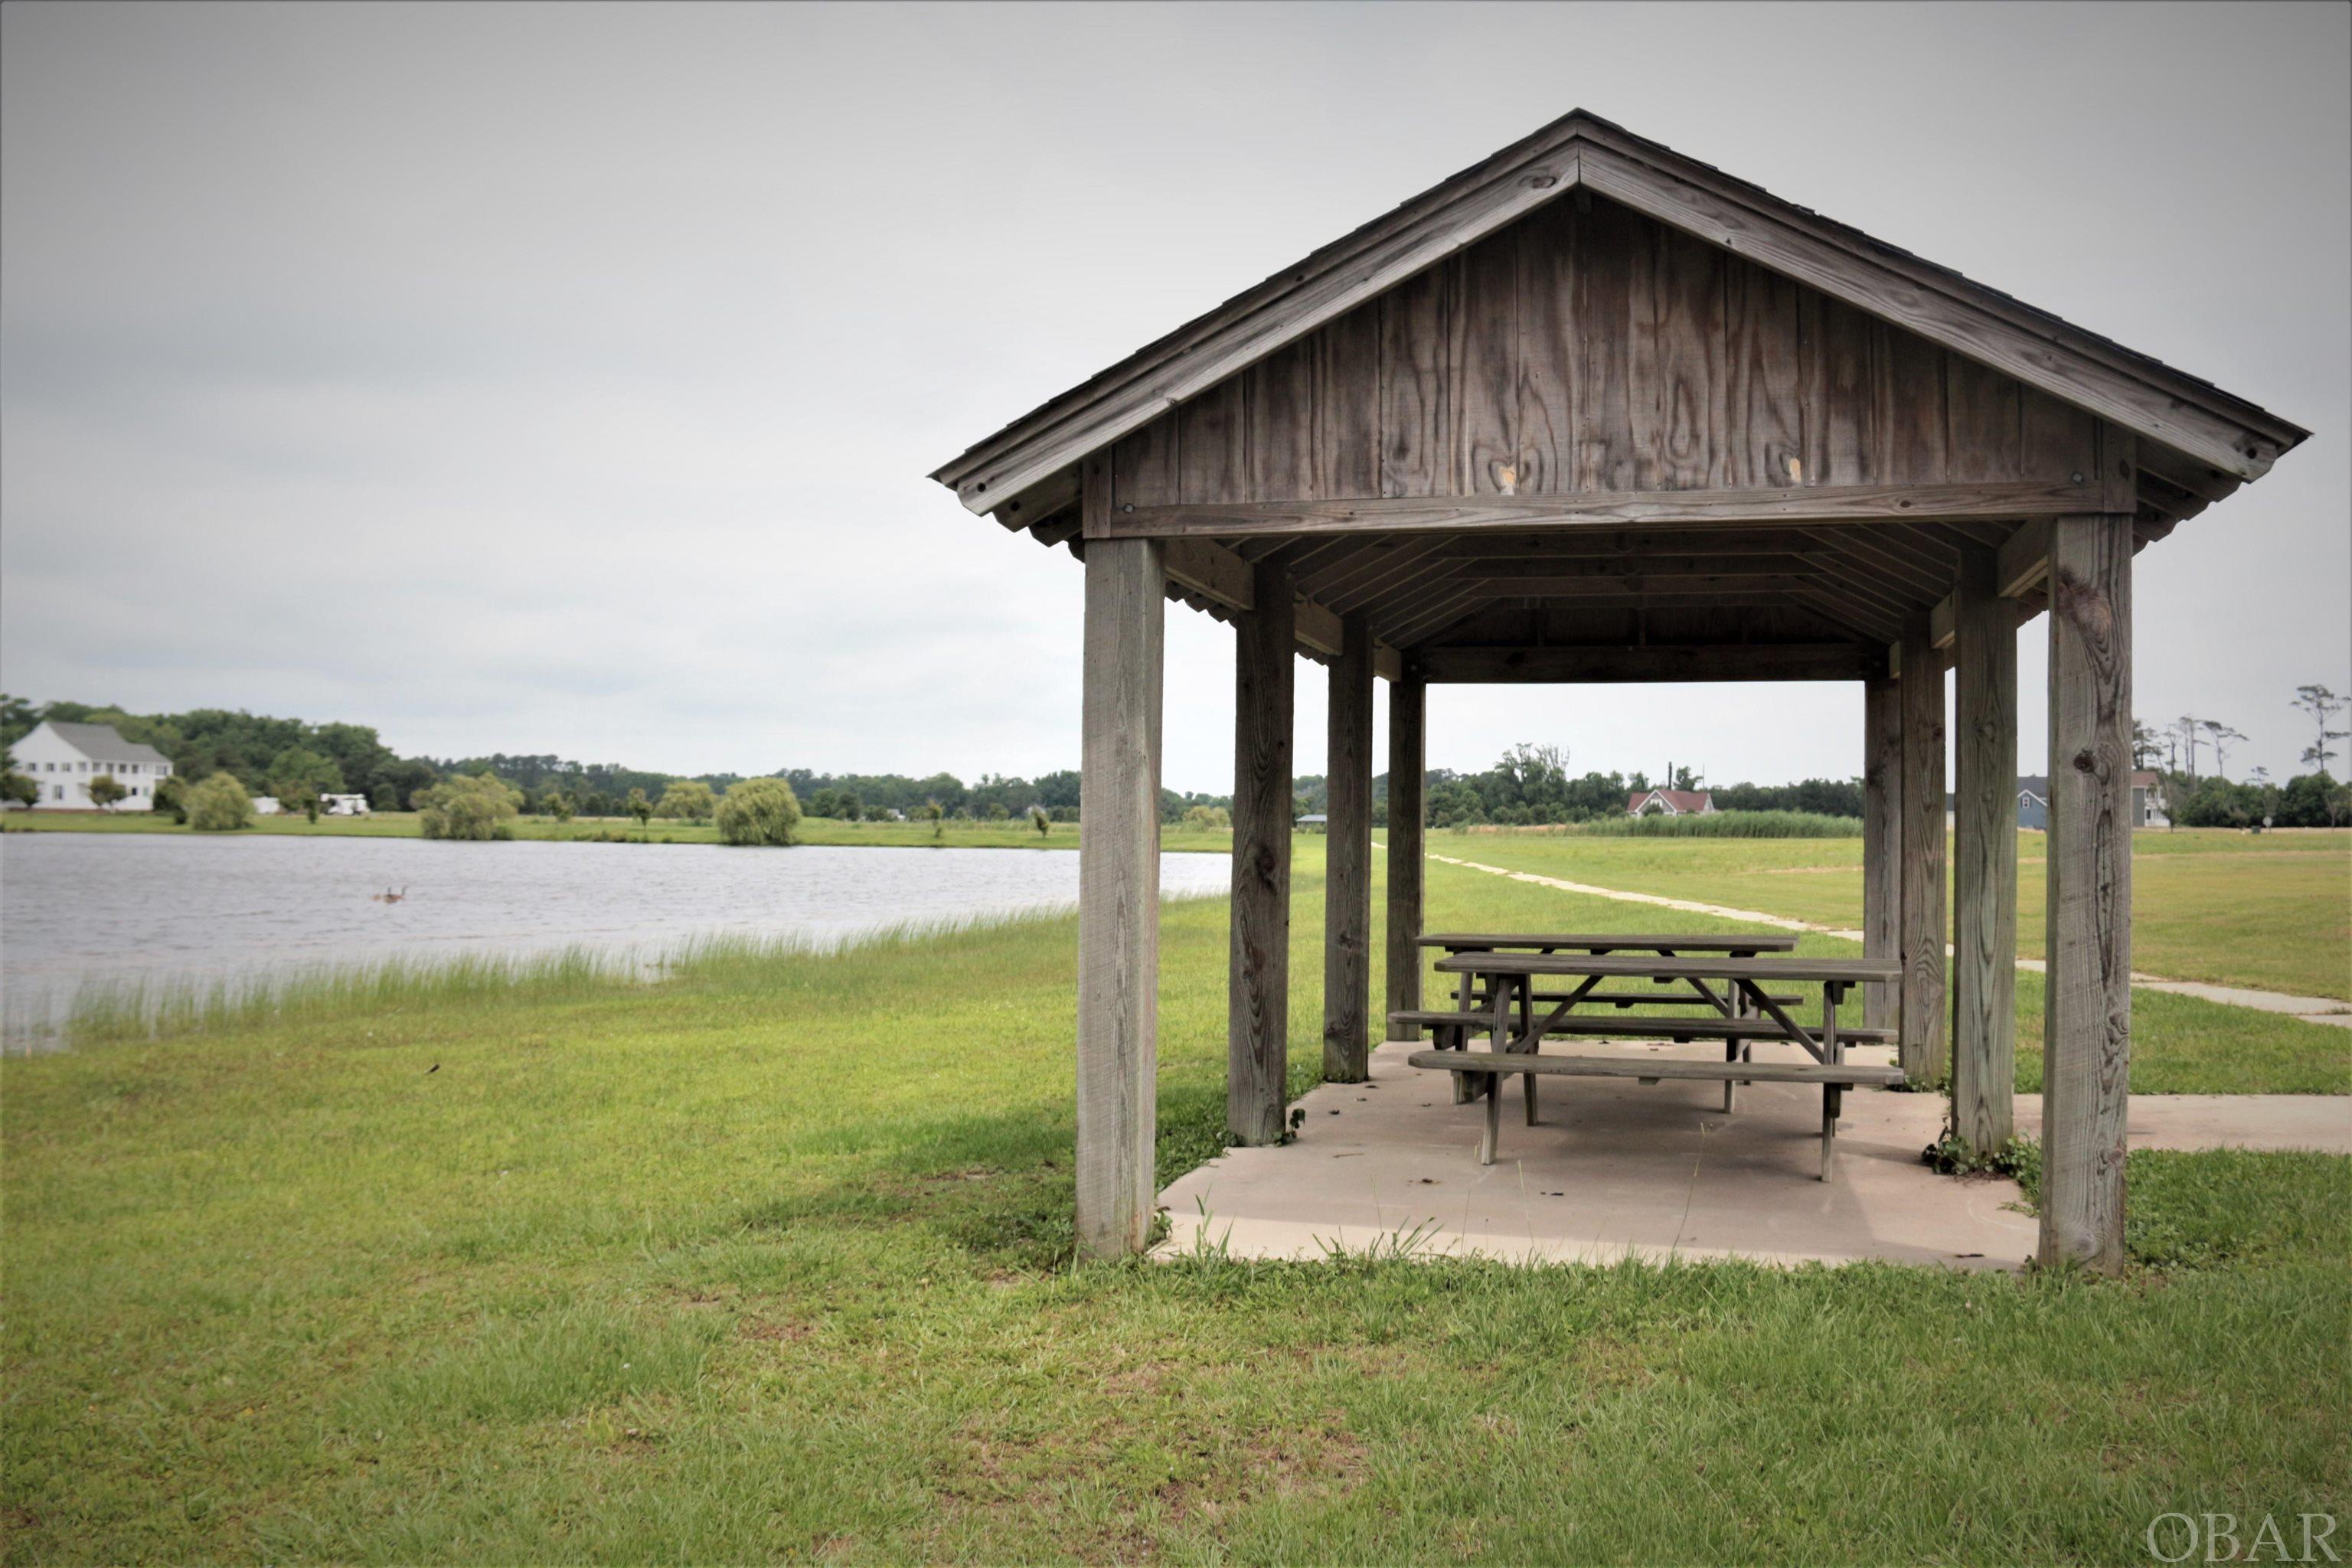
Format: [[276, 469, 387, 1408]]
[[5, 2, 2346, 791]]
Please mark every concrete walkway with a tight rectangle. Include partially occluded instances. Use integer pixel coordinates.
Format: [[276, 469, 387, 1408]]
[[1416, 849, 2352, 1029], [1156, 1040, 2350, 1273]]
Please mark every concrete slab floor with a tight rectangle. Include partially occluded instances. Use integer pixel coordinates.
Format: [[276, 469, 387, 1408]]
[[1155, 1040, 2350, 1273]]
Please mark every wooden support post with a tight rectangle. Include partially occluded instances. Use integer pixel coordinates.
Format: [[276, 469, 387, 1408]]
[[1228, 560, 1295, 1145], [1951, 547, 2018, 1150], [1898, 619, 1948, 1085], [1861, 669, 1903, 1034], [1075, 479, 1165, 1259], [1384, 662, 1426, 1044], [1324, 612, 1375, 1082], [2040, 513, 2133, 1273]]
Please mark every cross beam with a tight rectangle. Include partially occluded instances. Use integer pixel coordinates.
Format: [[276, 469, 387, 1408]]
[[1419, 643, 1877, 683]]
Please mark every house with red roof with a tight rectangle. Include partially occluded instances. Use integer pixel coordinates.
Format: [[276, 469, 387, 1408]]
[[1626, 788, 1716, 818]]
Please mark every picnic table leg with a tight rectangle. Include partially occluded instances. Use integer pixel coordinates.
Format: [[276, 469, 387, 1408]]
[[1450, 965, 1480, 1105], [1818, 984, 1844, 1181], [1517, 974, 1540, 1125], [1723, 955, 1749, 1112], [1480, 1070, 1503, 1165]]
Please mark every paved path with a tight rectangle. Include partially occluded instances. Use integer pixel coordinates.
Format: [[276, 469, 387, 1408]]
[[1156, 1040, 2350, 1272], [1410, 848, 2352, 1029]]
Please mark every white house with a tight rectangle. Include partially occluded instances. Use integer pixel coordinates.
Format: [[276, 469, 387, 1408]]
[[8, 720, 175, 810], [321, 793, 371, 816]]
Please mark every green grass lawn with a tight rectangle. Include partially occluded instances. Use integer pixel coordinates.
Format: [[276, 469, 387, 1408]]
[[5, 847, 2348, 1562], [1434, 827, 2352, 1001]]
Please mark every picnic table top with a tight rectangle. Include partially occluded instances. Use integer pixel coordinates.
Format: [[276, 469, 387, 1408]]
[[1416, 932, 1800, 952], [1433, 952, 1899, 985]]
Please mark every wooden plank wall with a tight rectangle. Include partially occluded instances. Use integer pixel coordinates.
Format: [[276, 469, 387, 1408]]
[[1109, 196, 2100, 511]]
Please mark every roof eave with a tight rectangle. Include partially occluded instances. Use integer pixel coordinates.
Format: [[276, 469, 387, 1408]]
[[933, 112, 2308, 511]]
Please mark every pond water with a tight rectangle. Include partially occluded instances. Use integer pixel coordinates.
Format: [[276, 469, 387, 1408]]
[[0, 833, 1231, 1042]]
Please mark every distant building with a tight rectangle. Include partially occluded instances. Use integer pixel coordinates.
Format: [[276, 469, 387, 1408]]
[[2016, 779, 2050, 831], [1295, 812, 1328, 831], [1626, 789, 1715, 817], [2001, 773, 2164, 831], [320, 794, 371, 816], [7, 721, 174, 809]]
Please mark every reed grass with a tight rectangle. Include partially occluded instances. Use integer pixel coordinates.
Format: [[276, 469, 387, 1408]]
[[1564, 808, 1864, 838], [54, 894, 1232, 1048]]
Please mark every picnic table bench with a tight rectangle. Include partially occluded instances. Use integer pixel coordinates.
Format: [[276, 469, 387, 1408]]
[[1396, 949, 1903, 1179]]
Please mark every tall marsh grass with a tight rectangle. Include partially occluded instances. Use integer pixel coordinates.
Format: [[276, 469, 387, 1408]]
[[48, 894, 1227, 1048], [60, 947, 642, 1046], [1571, 810, 1862, 839]]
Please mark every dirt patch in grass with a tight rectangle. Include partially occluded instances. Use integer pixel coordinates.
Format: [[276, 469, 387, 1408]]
[[740, 1318, 813, 1344]]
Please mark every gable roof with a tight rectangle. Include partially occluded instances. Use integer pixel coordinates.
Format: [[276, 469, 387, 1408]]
[[933, 110, 2306, 518], [37, 720, 171, 766], [1629, 789, 1713, 814]]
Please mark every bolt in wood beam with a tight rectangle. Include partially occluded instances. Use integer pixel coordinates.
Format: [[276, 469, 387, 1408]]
[[1951, 547, 2017, 1149], [2039, 514, 2134, 1273], [1228, 559, 1295, 1146], [1324, 612, 1376, 1083]]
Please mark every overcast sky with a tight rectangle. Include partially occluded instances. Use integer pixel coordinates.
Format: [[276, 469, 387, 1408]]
[[4, 2, 2346, 792]]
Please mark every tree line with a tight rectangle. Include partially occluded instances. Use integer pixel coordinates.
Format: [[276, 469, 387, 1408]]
[[8, 686, 2341, 831], [2134, 684, 2350, 828]]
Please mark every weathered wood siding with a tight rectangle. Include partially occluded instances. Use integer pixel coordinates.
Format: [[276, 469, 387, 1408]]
[[1110, 196, 2098, 511]]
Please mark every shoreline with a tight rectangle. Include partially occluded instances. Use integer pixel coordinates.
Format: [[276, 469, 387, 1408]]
[[0, 809, 1237, 853]]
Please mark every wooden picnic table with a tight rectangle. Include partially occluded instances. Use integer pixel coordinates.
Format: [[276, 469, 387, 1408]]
[[1403, 949, 1903, 1178], [1417, 932, 1801, 953], [1416, 930, 1802, 1022]]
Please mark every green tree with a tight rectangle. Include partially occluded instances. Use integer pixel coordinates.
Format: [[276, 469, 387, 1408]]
[[2292, 684, 2348, 774], [920, 798, 945, 842], [0, 693, 38, 753], [715, 777, 802, 847], [1029, 804, 1052, 838], [374, 757, 439, 812], [187, 772, 256, 831], [87, 773, 129, 811], [655, 780, 716, 823], [3, 767, 39, 810], [152, 774, 190, 823], [628, 787, 654, 831], [269, 747, 343, 823], [1181, 803, 1230, 831], [545, 790, 577, 822], [418, 773, 523, 841]]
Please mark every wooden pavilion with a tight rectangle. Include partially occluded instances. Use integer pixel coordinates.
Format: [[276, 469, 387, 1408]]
[[928, 112, 2306, 1273]]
